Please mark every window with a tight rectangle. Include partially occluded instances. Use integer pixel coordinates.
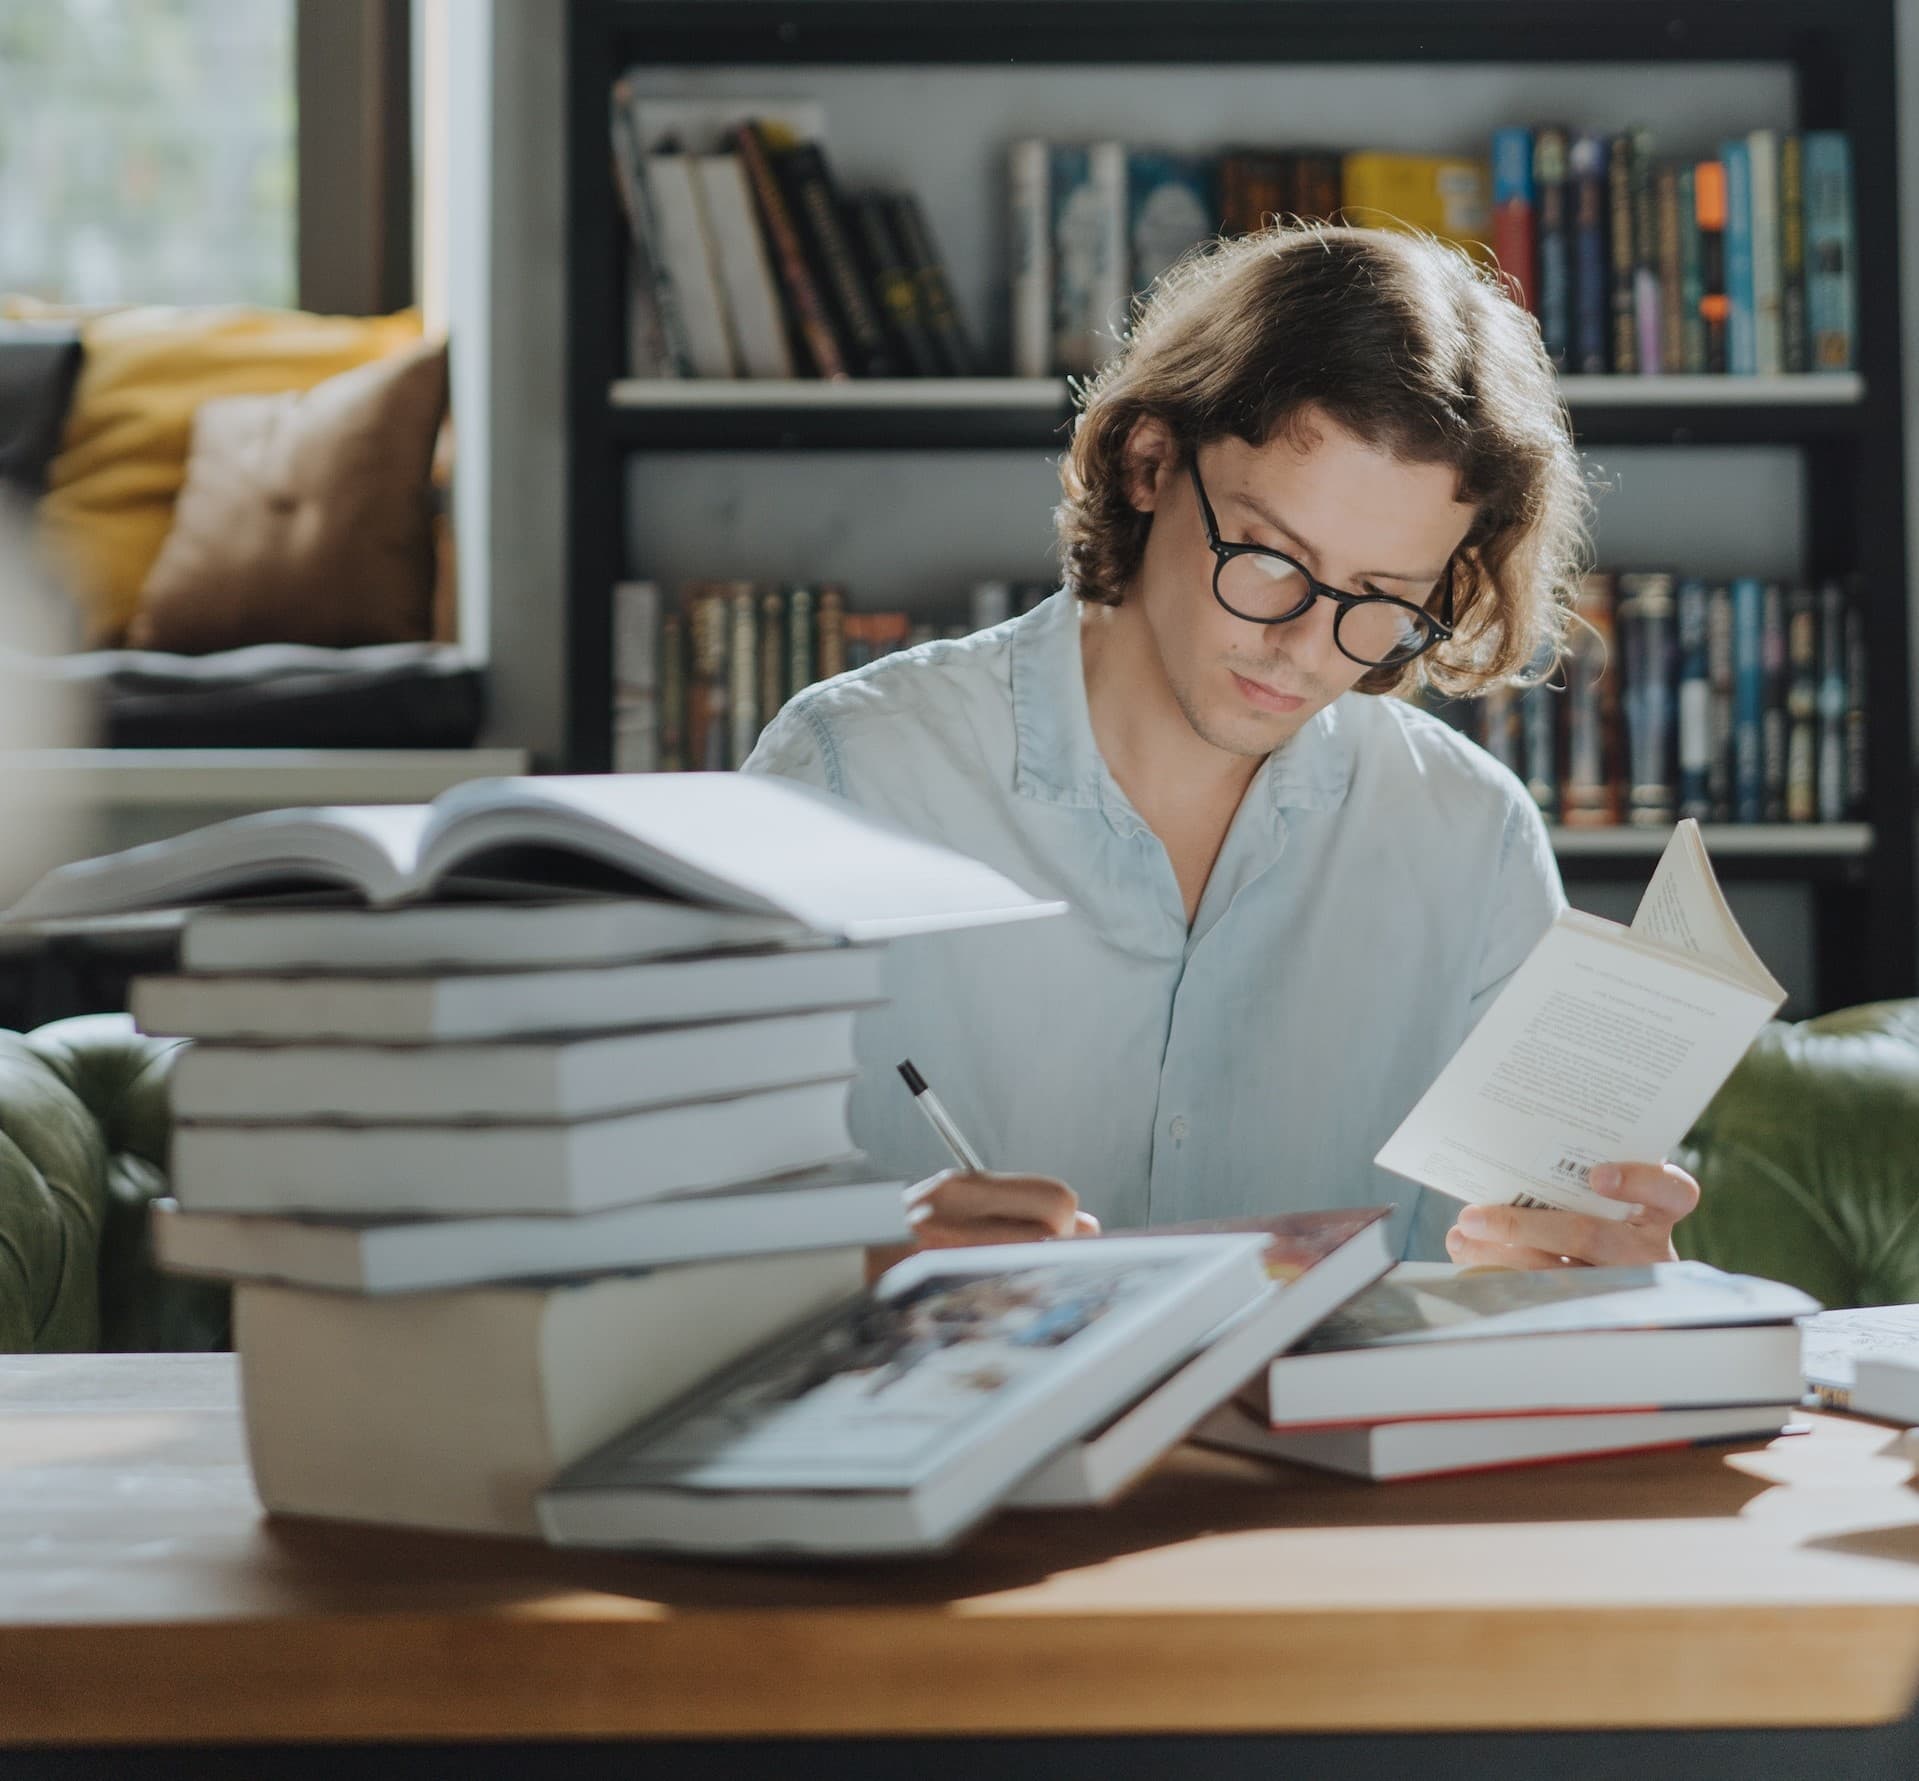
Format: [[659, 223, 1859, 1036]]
[[0, 0, 297, 308]]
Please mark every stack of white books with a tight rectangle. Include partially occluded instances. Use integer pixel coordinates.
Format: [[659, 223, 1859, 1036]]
[[7, 773, 1067, 1539], [1198, 1261, 1818, 1482]]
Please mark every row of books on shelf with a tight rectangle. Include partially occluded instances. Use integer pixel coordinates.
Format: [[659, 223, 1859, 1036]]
[[613, 577, 1053, 774], [611, 87, 978, 382], [1425, 573, 1869, 828]]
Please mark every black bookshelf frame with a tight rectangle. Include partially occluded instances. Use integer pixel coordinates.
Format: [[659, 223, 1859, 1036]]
[[563, 0, 1916, 1008]]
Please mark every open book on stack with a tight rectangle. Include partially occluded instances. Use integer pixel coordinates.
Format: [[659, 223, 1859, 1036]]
[[7, 773, 1068, 1539], [1198, 1260, 1815, 1481]]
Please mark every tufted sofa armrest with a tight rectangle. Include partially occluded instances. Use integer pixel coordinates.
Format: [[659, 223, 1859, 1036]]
[[1675, 1000, 1919, 1309], [0, 1013, 226, 1352]]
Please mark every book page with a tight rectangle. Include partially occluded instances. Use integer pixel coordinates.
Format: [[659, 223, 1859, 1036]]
[[1376, 912, 1784, 1220], [1630, 819, 1784, 997]]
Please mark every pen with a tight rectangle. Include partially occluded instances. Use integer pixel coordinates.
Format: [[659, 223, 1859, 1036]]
[[896, 1058, 986, 1173]]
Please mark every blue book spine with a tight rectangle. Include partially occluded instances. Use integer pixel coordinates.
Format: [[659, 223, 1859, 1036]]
[[1721, 139, 1757, 375], [1570, 134, 1609, 374], [1675, 577, 1712, 819], [1731, 576, 1766, 820], [1804, 131, 1856, 372], [1049, 144, 1097, 376], [1127, 150, 1216, 297], [1534, 128, 1571, 368]]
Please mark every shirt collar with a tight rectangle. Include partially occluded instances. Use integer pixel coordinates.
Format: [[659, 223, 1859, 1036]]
[[1009, 589, 1357, 830]]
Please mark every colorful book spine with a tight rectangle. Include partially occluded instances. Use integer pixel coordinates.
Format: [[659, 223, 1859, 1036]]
[[785, 583, 816, 700], [1293, 153, 1342, 224], [1817, 580, 1849, 822], [1629, 128, 1662, 374], [1520, 677, 1560, 822], [851, 193, 941, 377], [727, 580, 760, 769], [682, 582, 732, 772], [1760, 581, 1789, 821], [1617, 571, 1676, 825], [1778, 135, 1809, 375], [1675, 577, 1712, 820], [1731, 577, 1765, 821], [1804, 132, 1857, 372], [1491, 127, 1536, 313], [1785, 585, 1818, 822], [1607, 130, 1638, 374], [732, 121, 850, 380], [1677, 165, 1707, 374], [1570, 134, 1609, 375], [1695, 161, 1729, 375], [1009, 139, 1053, 378], [1562, 573, 1621, 825], [757, 587, 787, 736], [1747, 130, 1782, 377], [1720, 137, 1757, 375], [1706, 582, 1734, 820], [1655, 164, 1684, 375], [816, 584, 848, 680], [889, 193, 978, 376], [657, 609, 687, 773], [778, 141, 896, 377], [1533, 128, 1571, 368]]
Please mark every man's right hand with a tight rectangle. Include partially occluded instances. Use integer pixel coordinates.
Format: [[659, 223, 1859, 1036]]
[[866, 1169, 1098, 1280]]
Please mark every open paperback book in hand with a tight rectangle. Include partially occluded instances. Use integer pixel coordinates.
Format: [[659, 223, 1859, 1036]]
[[0, 772, 1066, 942], [1375, 818, 1787, 1223]]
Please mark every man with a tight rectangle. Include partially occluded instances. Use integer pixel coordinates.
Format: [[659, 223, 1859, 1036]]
[[743, 224, 1698, 1270]]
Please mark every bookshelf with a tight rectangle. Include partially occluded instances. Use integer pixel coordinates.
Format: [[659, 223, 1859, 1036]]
[[563, 0, 1914, 1010]]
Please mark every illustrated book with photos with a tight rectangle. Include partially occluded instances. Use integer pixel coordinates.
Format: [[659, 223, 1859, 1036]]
[[1375, 819, 1786, 1222], [1255, 1260, 1816, 1428], [1009, 1207, 1397, 1510], [537, 1233, 1275, 1558], [0, 772, 1066, 942]]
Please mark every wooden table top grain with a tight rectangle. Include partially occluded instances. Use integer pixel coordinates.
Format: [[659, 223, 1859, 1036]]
[[3, 1352, 1919, 1747]]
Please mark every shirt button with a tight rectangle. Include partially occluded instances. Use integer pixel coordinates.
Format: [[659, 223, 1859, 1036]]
[[1169, 1115, 1189, 1140]]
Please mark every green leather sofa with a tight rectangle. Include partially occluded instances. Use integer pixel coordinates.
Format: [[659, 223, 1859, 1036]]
[[0, 1003, 1914, 1353]]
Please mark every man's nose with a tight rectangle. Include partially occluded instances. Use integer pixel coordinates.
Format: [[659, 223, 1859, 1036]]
[[1265, 589, 1342, 672]]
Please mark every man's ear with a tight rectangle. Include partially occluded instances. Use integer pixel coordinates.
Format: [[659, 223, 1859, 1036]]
[[1120, 416, 1177, 514]]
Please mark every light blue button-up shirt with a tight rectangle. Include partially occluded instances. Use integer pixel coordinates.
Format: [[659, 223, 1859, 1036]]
[[741, 590, 1566, 1259]]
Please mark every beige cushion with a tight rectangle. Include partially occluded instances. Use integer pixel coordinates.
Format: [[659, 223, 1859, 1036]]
[[128, 338, 447, 654]]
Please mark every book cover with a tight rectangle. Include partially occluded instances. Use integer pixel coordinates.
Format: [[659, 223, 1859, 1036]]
[[1491, 126, 1536, 312], [778, 139, 898, 377], [1720, 137, 1757, 375], [1561, 571, 1621, 826], [1731, 576, 1765, 821], [1128, 149, 1215, 298], [1533, 127, 1571, 367], [1761, 580, 1789, 821], [1785, 585, 1818, 822], [1340, 151, 1492, 262], [1616, 570, 1676, 826], [1778, 134, 1808, 375], [1747, 129, 1782, 377], [1804, 132, 1857, 372], [1008, 139, 1053, 377], [889, 193, 979, 376], [1675, 576, 1712, 821], [1695, 160, 1729, 375], [732, 119, 850, 380], [1570, 134, 1609, 374], [1607, 129, 1638, 375]]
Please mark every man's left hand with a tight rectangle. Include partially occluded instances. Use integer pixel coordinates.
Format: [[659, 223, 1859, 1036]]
[[1444, 1162, 1700, 1269]]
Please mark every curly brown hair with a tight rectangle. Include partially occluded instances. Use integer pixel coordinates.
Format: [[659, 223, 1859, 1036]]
[[1055, 223, 1592, 697]]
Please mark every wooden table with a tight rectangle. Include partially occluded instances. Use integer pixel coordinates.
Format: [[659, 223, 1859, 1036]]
[[4, 1354, 1919, 1778]]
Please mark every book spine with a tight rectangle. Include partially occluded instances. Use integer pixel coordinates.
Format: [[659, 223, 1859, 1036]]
[[1677, 165, 1707, 374], [1706, 582, 1734, 820], [1127, 150, 1215, 299], [732, 121, 850, 380], [1747, 130, 1782, 377], [890, 193, 979, 376], [1844, 593, 1868, 814], [1778, 134, 1808, 375], [1562, 572, 1620, 825], [1785, 585, 1818, 822], [612, 579, 661, 774], [694, 154, 798, 380], [1731, 576, 1765, 820], [657, 608, 686, 772], [970, 579, 1013, 632], [1760, 581, 1789, 821], [851, 192, 941, 377], [1817, 579, 1848, 822], [683, 581, 732, 771], [642, 149, 742, 378], [1477, 683, 1521, 776], [1088, 141, 1131, 367], [1674, 576, 1712, 820], [1617, 571, 1676, 824], [1629, 129, 1661, 374], [757, 587, 787, 732], [786, 583, 816, 700], [727, 581, 759, 769], [1571, 135, 1609, 374], [1009, 139, 1054, 377], [1051, 144, 1098, 375], [1293, 152, 1341, 223], [816, 584, 847, 680], [1534, 128, 1571, 368], [1721, 138, 1756, 375], [1655, 164, 1684, 374], [607, 86, 692, 378], [1491, 127, 1536, 312], [1519, 676, 1560, 822], [1607, 131, 1638, 374], [781, 142, 897, 377], [1695, 160, 1729, 375], [1804, 132, 1857, 372]]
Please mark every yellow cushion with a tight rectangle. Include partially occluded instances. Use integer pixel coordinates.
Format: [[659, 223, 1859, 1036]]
[[37, 306, 421, 642]]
